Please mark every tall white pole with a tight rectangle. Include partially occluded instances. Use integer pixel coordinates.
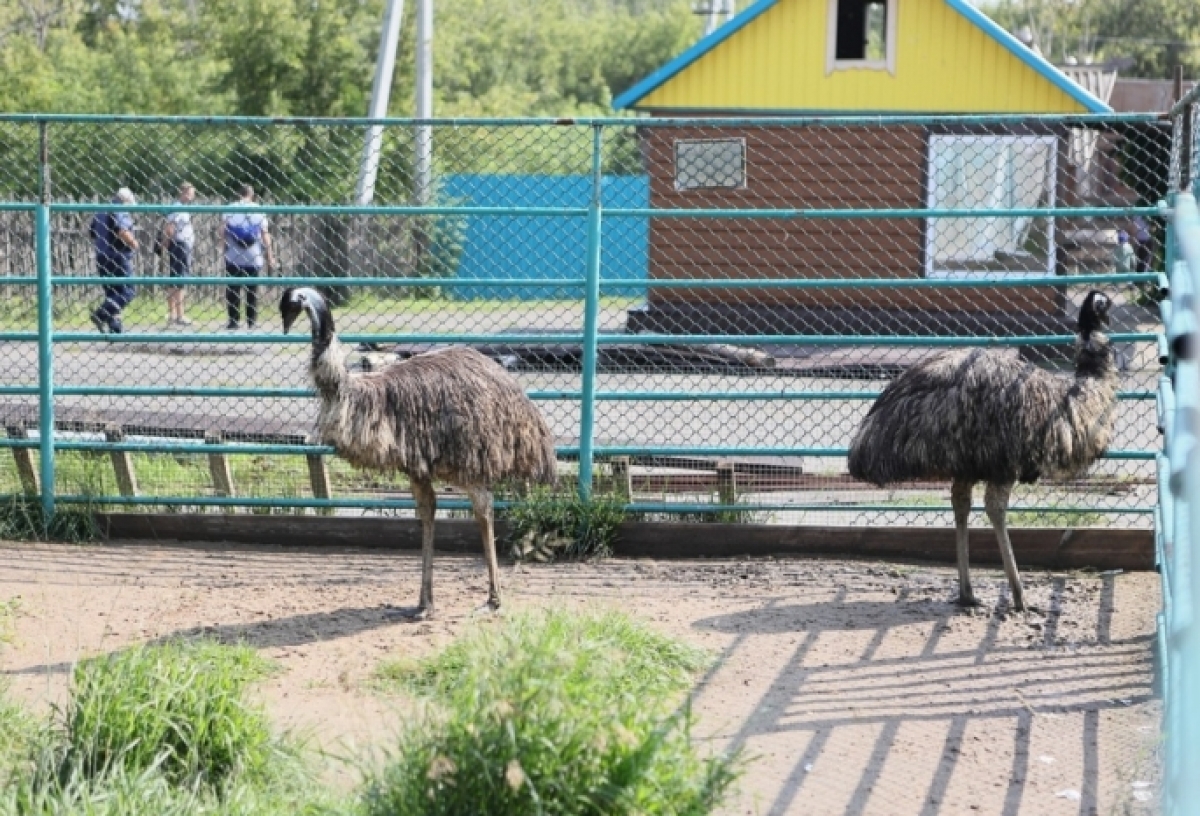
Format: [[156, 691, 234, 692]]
[[356, 0, 406, 205], [414, 0, 433, 206]]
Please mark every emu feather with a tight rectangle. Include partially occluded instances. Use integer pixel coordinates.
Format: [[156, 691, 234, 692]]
[[283, 287, 556, 617], [847, 291, 1118, 612]]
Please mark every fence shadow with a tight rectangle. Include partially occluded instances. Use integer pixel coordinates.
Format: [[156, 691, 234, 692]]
[[690, 573, 1154, 815]]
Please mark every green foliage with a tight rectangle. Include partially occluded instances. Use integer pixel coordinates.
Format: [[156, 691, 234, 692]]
[[981, 0, 1200, 79], [0, 0, 698, 118], [376, 608, 709, 699], [0, 640, 343, 815], [365, 609, 736, 816], [503, 488, 626, 561], [0, 497, 101, 544], [52, 640, 276, 788]]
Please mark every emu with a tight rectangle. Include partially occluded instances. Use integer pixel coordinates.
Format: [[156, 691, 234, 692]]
[[847, 291, 1117, 612], [281, 287, 557, 619]]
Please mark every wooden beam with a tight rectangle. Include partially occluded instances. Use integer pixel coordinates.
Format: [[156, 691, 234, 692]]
[[305, 448, 333, 517], [611, 456, 632, 501], [6, 425, 37, 497], [103, 424, 139, 498], [716, 460, 737, 507], [205, 431, 236, 510], [94, 515, 1154, 572]]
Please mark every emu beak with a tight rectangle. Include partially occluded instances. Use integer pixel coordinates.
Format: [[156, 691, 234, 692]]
[[280, 288, 301, 334]]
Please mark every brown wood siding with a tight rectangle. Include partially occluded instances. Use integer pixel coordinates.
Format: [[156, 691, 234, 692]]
[[639, 124, 1058, 318]]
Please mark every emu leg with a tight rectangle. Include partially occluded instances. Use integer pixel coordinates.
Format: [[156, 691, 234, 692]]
[[984, 481, 1025, 612], [466, 486, 501, 612], [951, 479, 979, 607], [408, 478, 437, 619]]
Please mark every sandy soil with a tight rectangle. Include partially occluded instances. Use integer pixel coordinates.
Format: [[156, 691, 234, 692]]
[[0, 539, 1161, 815]]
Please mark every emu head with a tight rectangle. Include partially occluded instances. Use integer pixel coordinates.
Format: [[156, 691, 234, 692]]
[[1077, 290, 1111, 340], [281, 287, 335, 348]]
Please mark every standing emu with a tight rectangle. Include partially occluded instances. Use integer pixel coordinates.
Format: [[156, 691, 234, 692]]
[[847, 291, 1117, 612], [281, 287, 556, 619]]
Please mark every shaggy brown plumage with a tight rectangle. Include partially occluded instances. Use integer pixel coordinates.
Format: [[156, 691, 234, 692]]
[[847, 291, 1118, 611], [282, 287, 556, 617]]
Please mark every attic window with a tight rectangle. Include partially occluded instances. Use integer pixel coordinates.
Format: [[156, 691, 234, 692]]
[[827, 0, 896, 74], [675, 139, 746, 191]]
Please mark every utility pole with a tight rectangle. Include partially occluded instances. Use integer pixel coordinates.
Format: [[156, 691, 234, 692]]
[[356, 0, 406, 205], [414, 0, 433, 206]]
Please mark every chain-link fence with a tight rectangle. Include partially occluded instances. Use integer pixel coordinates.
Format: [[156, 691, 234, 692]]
[[0, 113, 1172, 526]]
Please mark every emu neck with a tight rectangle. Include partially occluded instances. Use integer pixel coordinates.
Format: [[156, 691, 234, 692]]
[[311, 335, 349, 395], [1076, 332, 1117, 382]]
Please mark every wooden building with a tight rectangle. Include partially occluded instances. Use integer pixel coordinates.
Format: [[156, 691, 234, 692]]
[[612, 0, 1113, 337]]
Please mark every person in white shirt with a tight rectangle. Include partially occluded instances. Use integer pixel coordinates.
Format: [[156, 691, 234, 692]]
[[159, 182, 196, 326], [219, 184, 274, 330]]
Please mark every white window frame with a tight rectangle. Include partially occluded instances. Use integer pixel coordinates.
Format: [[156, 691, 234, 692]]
[[826, 0, 898, 75], [924, 134, 1058, 281], [673, 138, 747, 192]]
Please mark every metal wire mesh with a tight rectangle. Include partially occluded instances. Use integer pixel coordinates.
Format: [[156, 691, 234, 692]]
[[0, 114, 1172, 526]]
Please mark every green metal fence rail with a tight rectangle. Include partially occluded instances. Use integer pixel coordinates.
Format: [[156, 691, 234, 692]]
[[0, 112, 1167, 529], [1161, 83, 1200, 816]]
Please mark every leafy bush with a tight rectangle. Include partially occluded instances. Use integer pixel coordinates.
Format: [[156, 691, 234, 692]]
[[504, 489, 625, 561], [53, 640, 275, 788], [365, 609, 737, 816]]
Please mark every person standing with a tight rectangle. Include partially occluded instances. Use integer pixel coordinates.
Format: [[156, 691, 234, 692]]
[[1113, 230, 1135, 274], [89, 187, 139, 334], [1132, 215, 1154, 274], [220, 184, 273, 330], [159, 182, 196, 326]]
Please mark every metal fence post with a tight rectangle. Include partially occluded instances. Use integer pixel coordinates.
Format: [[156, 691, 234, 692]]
[[1172, 190, 1200, 816], [36, 121, 54, 521], [577, 124, 604, 500]]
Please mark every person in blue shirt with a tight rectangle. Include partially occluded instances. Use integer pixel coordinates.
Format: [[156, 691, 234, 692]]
[[89, 187, 139, 334], [220, 184, 274, 330]]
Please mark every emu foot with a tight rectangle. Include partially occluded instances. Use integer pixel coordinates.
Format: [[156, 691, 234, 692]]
[[383, 604, 434, 621], [956, 592, 982, 609], [472, 598, 501, 617]]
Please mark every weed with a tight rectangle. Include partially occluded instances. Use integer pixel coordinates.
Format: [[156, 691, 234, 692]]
[[0, 497, 100, 543], [504, 488, 625, 561], [375, 608, 708, 700], [365, 609, 737, 816], [51, 640, 275, 788]]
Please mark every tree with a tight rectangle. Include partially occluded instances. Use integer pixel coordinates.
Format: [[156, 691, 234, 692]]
[[981, 0, 1200, 79]]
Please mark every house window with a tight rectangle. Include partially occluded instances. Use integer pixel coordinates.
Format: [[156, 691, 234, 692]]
[[674, 139, 746, 191], [826, 0, 897, 74], [924, 135, 1058, 280]]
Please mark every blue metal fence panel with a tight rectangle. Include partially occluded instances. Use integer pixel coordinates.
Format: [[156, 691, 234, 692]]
[[443, 174, 648, 300]]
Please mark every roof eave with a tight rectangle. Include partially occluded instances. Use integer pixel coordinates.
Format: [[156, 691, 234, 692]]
[[612, 0, 781, 110], [941, 0, 1112, 113], [613, 0, 1113, 115]]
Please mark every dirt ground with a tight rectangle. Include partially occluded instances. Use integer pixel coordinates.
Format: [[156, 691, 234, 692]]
[[0, 540, 1161, 816]]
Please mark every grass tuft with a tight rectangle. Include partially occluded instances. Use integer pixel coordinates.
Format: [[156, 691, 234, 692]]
[[52, 640, 275, 789], [503, 489, 625, 561], [0, 496, 100, 543], [366, 608, 737, 816]]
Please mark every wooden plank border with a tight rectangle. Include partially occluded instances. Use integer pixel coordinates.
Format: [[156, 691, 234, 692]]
[[95, 514, 1154, 571]]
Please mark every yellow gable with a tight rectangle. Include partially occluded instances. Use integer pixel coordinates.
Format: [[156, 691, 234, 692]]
[[628, 0, 1097, 113]]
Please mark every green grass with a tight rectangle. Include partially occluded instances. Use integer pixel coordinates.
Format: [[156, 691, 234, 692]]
[[0, 640, 344, 815], [52, 640, 277, 787], [503, 488, 626, 561], [365, 608, 737, 816], [0, 611, 736, 814], [0, 496, 101, 542], [0, 450, 414, 515], [0, 292, 643, 331]]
